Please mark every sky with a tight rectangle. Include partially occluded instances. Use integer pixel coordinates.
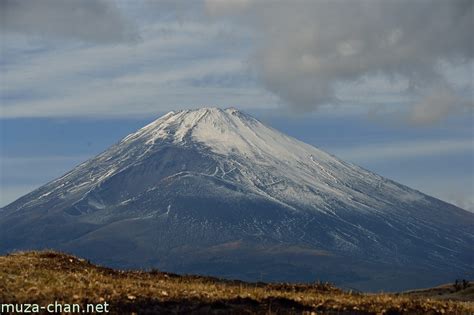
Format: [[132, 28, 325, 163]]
[[0, 0, 473, 211]]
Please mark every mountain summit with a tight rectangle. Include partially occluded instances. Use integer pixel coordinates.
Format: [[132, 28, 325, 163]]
[[1, 108, 473, 291]]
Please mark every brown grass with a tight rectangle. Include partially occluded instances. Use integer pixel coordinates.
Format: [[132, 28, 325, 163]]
[[0, 250, 472, 314]]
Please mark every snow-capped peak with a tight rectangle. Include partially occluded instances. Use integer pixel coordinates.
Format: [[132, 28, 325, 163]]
[[10, 107, 424, 218], [122, 107, 337, 166]]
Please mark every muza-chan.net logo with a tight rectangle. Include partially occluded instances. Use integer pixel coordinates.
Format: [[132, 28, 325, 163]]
[[1, 301, 109, 313]]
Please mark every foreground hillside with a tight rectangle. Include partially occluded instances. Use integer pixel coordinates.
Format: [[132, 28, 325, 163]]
[[0, 251, 472, 314]]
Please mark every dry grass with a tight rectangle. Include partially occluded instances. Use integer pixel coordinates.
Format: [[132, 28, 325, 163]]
[[0, 251, 472, 314]]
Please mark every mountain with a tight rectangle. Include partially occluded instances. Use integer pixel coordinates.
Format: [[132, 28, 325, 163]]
[[1, 107, 473, 291]]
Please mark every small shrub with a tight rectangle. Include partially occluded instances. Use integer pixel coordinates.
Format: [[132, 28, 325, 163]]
[[453, 279, 462, 292]]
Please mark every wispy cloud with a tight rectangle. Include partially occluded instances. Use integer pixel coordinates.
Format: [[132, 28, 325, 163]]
[[1, 20, 278, 118], [332, 139, 474, 162]]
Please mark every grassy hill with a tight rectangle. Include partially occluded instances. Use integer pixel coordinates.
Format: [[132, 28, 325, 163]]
[[0, 251, 472, 314]]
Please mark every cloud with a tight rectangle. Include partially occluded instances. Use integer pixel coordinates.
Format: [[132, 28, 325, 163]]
[[409, 84, 473, 125], [1, 19, 278, 118], [332, 139, 474, 162], [0, 0, 137, 43], [1, 1, 472, 121], [205, 0, 252, 16], [205, 0, 474, 120]]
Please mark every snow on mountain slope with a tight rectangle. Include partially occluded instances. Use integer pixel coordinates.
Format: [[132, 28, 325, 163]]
[[3, 108, 415, 227], [1, 107, 473, 291]]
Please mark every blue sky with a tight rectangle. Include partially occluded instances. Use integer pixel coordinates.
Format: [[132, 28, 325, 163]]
[[1, 0, 473, 211]]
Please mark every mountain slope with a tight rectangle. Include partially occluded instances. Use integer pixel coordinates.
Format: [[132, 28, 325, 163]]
[[1, 108, 473, 291]]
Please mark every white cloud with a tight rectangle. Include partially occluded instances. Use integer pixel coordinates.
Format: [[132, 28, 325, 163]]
[[206, 0, 474, 121]]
